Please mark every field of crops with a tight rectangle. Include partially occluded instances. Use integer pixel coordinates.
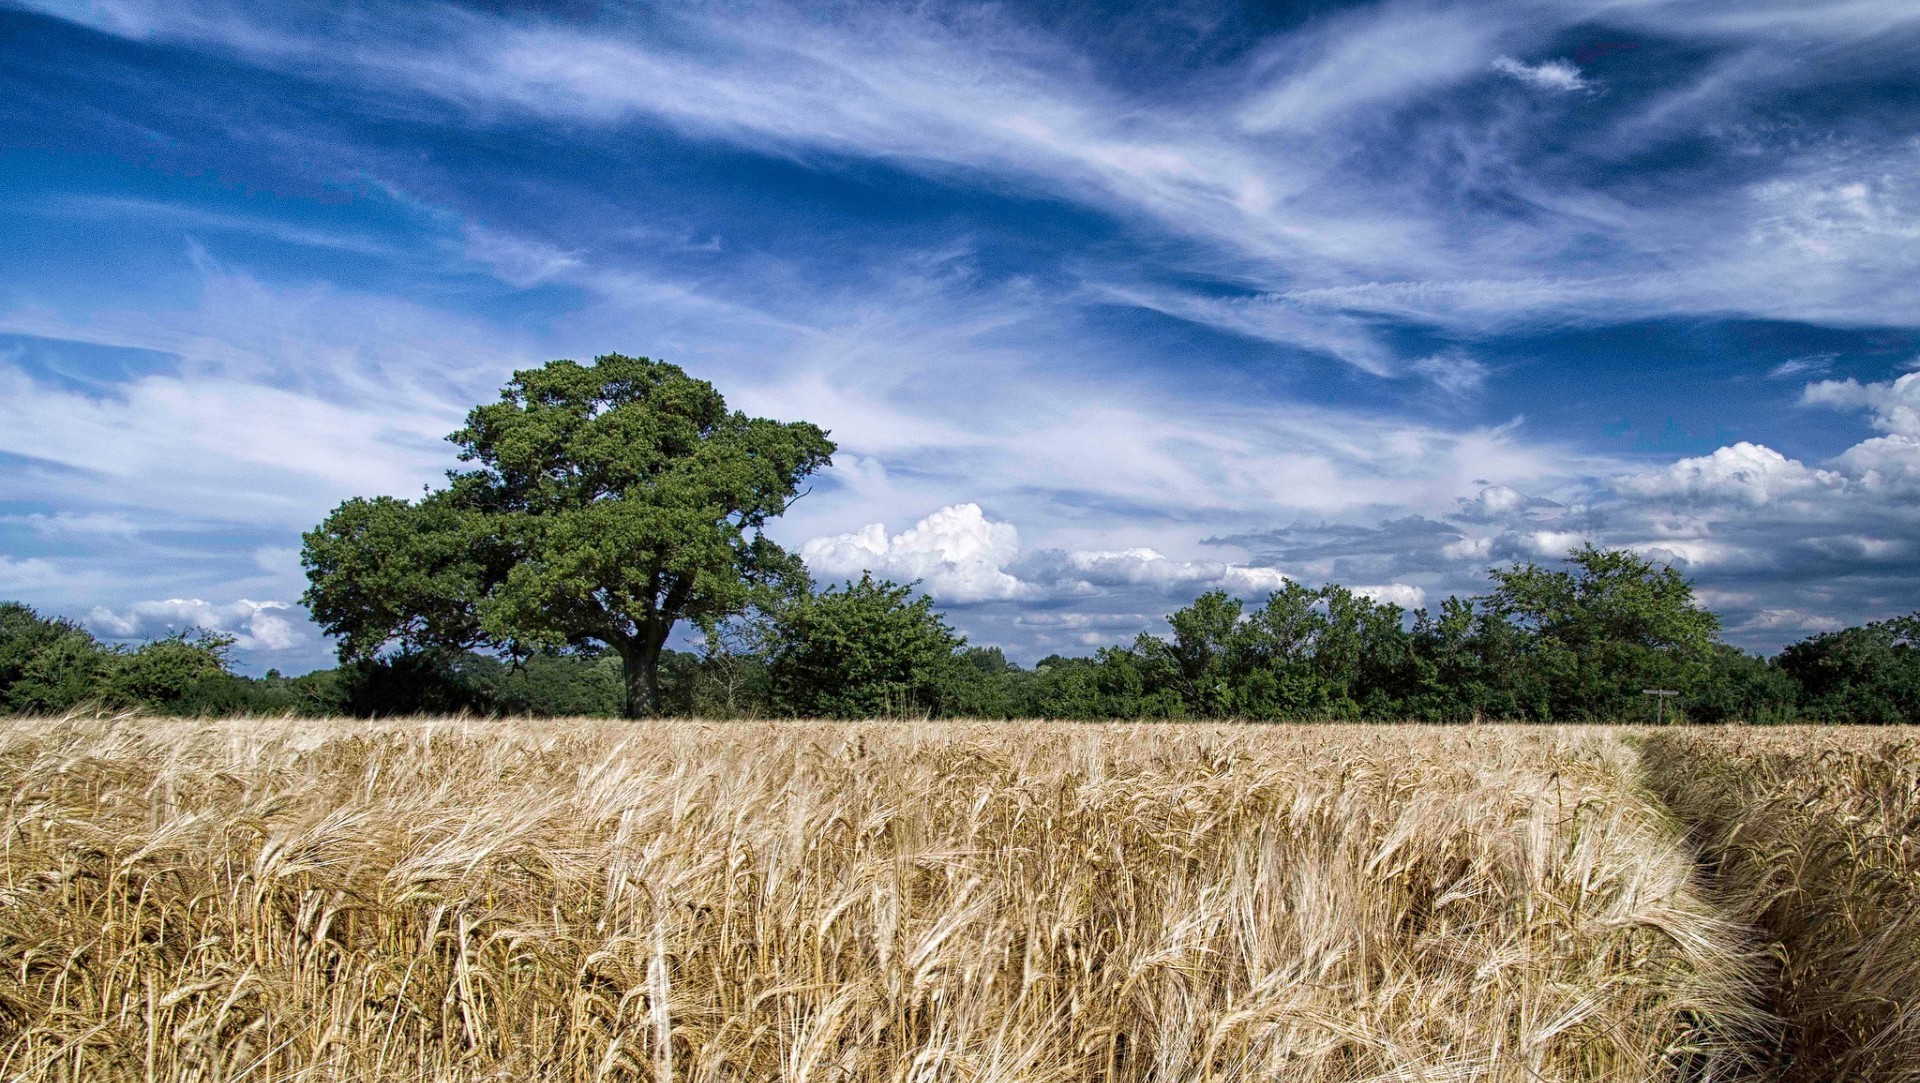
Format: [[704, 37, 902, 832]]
[[1640, 728, 1920, 1081], [0, 717, 1914, 1082]]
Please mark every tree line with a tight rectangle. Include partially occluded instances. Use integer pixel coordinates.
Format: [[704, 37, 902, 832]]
[[4, 559, 1916, 722], [4, 352, 1913, 723]]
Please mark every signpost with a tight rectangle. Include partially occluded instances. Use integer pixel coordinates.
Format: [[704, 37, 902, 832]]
[[1643, 688, 1679, 725]]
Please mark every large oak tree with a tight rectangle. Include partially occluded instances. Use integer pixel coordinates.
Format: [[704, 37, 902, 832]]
[[301, 354, 834, 717]]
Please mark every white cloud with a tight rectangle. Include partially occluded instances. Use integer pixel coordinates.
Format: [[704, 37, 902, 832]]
[[1352, 583, 1427, 609], [1060, 548, 1288, 595], [0, 555, 65, 589], [1616, 442, 1844, 506], [1090, 284, 1399, 376], [461, 225, 584, 287], [1, 512, 144, 537], [802, 503, 1027, 603], [253, 546, 302, 575], [1459, 483, 1525, 519], [1510, 530, 1590, 560], [0, 265, 525, 526], [1766, 354, 1835, 380], [1491, 56, 1589, 92], [1803, 372, 1920, 438], [803, 506, 1296, 607], [1014, 611, 1152, 630], [14, 0, 1920, 662], [1735, 608, 1847, 635], [1409, 350, 1488, 396], [1240, 7, 1507, 132], [1832, 435, 1920, 495], [85, 597, 303, 651], [1442, 535, 1493, 561], [0, 364, 453, 525], [28, 0, 1920, 346]]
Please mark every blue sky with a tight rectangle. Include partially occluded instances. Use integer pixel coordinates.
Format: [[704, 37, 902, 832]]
[[4, 0, 1919, 671]]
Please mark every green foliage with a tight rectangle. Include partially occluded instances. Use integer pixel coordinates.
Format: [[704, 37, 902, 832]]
[[302, 354, 834, 717], [0, 602, 240, 714], [6, 541, 1906, 723], [1110, 584, 1415, 720], [0, 602, 111, 713], [108, 631, 237, 708], [1684, 644, 1801, 725], [769, 575, 965, 718], [1777, 613, 1920, 725], [300, 495, 503, 661], [1479, 544, 1721, 722]]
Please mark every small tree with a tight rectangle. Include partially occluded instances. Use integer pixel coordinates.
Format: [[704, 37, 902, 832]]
[[768, 575, 963, 719], [303, 354, 834, 718]]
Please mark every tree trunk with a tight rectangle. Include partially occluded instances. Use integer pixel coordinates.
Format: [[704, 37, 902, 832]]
[[619, 634, 666, 719]]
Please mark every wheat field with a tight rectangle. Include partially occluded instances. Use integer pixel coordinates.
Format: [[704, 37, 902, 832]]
[[1639, 728, 1920, 1081], [0, 715, 1848, 1082]]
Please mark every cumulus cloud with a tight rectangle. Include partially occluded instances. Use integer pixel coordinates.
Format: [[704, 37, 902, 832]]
[[1462, 484, 1525, 518], [1616, 442, 1844, 506], [804, 505, 1295, 607], [85, 598, 304, 651], [802, 503, 1027, 603], [1803, 372, 1920, 438], [1500, 529, 1592, 561], [1442, 535, 1493, 562], [1352, 583, 1427, 609], [1055, 549, 1288, 593], [1491, 56, 1590, 92], [1832, 435, 1920, 495]]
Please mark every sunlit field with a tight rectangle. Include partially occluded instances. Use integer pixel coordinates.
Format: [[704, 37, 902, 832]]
[[3, 717, 1915, 1082], [1641, 728, 1920, 1082]]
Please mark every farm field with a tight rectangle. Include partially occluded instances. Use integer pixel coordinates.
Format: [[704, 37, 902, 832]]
[[0, 717, 1914, 1082], [1640, 728, 1920, 1081]]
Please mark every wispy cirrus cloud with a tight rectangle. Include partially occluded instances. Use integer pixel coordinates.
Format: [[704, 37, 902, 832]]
[[1491, 54, 1590, 92], [6, 0, 1920, 665]]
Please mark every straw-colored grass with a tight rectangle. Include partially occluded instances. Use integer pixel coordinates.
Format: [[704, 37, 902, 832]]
[[0, 716, 1768, 1082], [1639, 727, 1920, 1082]]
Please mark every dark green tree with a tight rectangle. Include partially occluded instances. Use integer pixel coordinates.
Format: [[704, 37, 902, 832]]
[[303, 354, 835, 717], [0, 602, 111, 712], [768, 575, 964, 718], [1135, 590, 1245, 718], [1777, 613, 1920, 724], [1685, 643, 1801, 725], [109, 630, 237, 709], [1480, 544, 1720, 721]]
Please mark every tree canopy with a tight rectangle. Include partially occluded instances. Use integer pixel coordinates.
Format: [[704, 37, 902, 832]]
[[768, 574, 965, 718], [302, 354, 834, 717]]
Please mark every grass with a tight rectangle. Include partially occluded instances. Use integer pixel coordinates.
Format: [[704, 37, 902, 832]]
[[0, 715, 1809, 1082], [1639, 727, 1920, 1082]]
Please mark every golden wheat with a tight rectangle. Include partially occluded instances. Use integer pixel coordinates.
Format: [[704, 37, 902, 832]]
[[1640, 727, 1920, 1082], [0, 716, 1768, 1082]]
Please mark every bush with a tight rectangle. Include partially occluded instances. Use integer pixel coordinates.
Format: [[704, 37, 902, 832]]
[[769, 575, 965, 718]]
